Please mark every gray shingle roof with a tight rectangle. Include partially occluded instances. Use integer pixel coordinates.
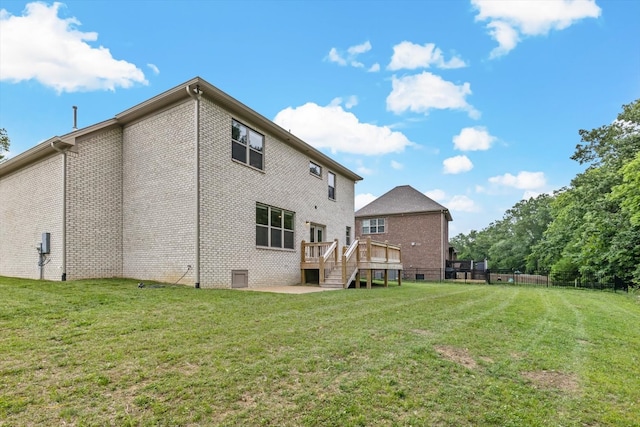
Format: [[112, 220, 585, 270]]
[[355, 185, 452, 220]]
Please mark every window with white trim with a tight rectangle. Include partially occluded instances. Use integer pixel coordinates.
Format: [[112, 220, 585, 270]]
[[309, 161, 322, 178], [256, 204, 294, 249], [328, 172, 336, 200], [362, 218, 385, 234], [232, 119, 264, 170]]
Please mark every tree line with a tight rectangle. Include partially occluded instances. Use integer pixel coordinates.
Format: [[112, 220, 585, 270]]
[[450, 100, 640, 286]]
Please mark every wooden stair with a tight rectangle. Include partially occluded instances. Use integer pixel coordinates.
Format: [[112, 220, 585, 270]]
[[320, 263, 349, 288]]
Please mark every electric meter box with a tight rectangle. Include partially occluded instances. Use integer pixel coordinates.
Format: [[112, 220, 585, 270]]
[[41, 232, 51, 254]]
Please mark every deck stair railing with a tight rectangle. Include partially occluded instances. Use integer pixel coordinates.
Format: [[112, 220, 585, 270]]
[[341, 239, 360, 287], [319, 239, 339, 284]]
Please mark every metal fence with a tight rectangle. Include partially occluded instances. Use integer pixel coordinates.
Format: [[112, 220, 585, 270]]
[[486, 269, 629, 293], [400, 266, 630, 293]]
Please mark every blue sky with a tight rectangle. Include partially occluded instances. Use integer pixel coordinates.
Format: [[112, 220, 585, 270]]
[[1, 0, 638, 235]]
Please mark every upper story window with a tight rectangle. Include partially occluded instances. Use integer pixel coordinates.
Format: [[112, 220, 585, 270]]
[[362, 218, 385, 234], [309, 161, 322, 178], [232, 119, 264, 170], [328, 172, 336, 200], [256, 204, 295, 250], [346, 226, 352, 245]]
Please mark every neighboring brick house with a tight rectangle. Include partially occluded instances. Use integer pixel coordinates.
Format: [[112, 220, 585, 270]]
[[0, 77, 362, 288], [355, 185, 452, 279]]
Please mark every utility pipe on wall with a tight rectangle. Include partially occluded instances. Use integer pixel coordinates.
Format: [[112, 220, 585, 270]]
[[50, 140, 68, 281], [186, 84, 202, 288]]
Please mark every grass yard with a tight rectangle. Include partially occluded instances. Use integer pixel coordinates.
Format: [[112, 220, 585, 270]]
[[1, 278, 639, 426]]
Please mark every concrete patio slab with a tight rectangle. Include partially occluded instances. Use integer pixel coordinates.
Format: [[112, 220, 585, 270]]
[[238, 285, 342, 294]]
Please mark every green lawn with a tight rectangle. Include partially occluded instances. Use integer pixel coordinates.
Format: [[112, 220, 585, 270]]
[[1, 277, 639, 426]]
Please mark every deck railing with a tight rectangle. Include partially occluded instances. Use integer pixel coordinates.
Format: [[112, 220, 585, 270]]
[[358, 237, 402, 264], [301, 241, 335, 264]]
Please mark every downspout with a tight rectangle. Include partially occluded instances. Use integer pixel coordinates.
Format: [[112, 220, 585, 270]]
[[187, 84, 202, 288], [50, 141, 69, 281], [441, 210, 446, 281]]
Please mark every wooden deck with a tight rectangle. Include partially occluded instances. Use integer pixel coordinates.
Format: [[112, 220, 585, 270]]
[[300, 237, 403, 289]]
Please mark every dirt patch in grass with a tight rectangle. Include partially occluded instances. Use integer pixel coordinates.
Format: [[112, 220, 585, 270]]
[[434, 345, 477, 370], [521, 370, 579, 392]]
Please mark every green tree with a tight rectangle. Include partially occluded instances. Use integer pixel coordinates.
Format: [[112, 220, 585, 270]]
[[0, 128, 9, 161], [611, 152, 640, 226], [450, 194, 553, 272], [534, 99, 640, 285]]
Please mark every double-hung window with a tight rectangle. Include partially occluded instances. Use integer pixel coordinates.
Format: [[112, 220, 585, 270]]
[[309, 161, 322, 178], [328, 172, 336, 200], [232, 119, 264, 170], [362, 218, 385, 234], [256, 204, 294, 249]]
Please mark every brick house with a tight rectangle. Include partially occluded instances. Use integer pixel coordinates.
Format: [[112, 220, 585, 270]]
[[0, 77, 362, 288], [355, 185, 452, 280]]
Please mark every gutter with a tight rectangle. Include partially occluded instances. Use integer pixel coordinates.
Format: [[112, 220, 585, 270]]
[[50, 139, 72, 281], [187, 84, 202, 288]]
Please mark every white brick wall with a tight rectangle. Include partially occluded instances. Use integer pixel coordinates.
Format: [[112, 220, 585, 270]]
[[66, 127, 123, 279], [1, 84, 357, 288], [199, 98, 356, 288], [0, 155, 64, 280], [122, 101, 196, 284]]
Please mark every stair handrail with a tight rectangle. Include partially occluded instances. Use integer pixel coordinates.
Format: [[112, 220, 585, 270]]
[[319, 239, 338, 284], [342, 239, 360, 288]]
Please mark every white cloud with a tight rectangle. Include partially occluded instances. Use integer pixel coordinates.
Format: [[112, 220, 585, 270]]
[[486, 21, 520, 58], [274, 100, 416, 155], [344, 95, 358, 109], [424, 189, 446, 202], [488, 171, 546, 189], [147, 63, 160, 75], [368, 63, 381, 72], [387, 41, 467, 70], [423, 190, 480, 213], [355, 193, 377, 211], [347, 41, 372, 55], [0, 2, 147, 93], [327, 47, 347, 65], [326, 41, 374, 69], [453, 126, 496, 151], [447, 195, 480, 212], [390, 160, 403, 170], [386, 72, 480, 119], [355, 160, 374, 175], [472, 0, 602, 58], [443, 155, 474, 174]]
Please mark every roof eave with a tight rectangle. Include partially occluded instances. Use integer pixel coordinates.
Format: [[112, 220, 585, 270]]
[[115, 77, 363, 182]]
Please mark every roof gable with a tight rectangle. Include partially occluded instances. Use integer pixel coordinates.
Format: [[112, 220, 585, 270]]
[[355, 185, 452, 220]]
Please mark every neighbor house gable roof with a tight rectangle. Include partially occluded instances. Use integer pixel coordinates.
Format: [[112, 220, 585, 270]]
[[355, 185, 452, 221], [1, 77, 362, 182]]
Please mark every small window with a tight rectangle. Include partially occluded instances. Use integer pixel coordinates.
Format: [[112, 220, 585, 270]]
[[328, 172, 336, 200], [232, 119, 264, 170], [346, 226, 351, 246], [362, 218, 385, 234], [309, 161, 322, 178], [256, 204, 294, 249]]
